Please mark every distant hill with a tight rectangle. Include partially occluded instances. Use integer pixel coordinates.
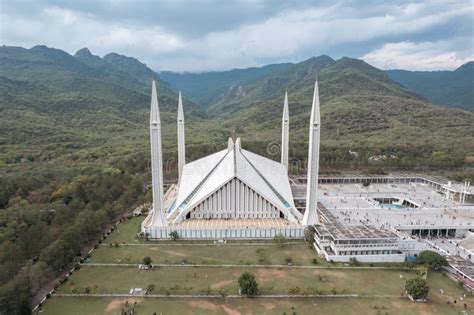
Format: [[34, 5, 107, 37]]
[[160, 62, 292, 106], [0, 45, 210, 176], [188, 56, 474, 170], [0, 45, 177, 97], [386, 62, 474, 111], [1, 45, 473, 170]]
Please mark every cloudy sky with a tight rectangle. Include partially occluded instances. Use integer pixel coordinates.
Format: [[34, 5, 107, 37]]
[[1, 0, 472, 72]]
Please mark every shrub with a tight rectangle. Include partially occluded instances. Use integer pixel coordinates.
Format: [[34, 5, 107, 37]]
[[405, 277, 429, 300], [143, 256, 152, 266], [416, 251, 447, 270], [274, 233, 286, 247], [238, 272, 259, 296], [288, 286, 300, 294], [304, 226, 316, 242], [169, 231, 179, 241], [147, 283, 155, 294]]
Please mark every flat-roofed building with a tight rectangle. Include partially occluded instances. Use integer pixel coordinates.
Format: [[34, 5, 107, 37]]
[[313, 203, 405, 262]]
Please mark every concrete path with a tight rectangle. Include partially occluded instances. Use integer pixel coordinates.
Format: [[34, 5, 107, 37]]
[[82, 262, 416, 270]]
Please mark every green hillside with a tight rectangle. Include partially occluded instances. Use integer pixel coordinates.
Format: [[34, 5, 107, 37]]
[[1, 45, 181, 97], [188, 56, 474, 171], [161, 62, 292, 106], [386, 62, 474, 111]]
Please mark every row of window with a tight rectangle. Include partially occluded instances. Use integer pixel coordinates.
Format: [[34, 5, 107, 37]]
[[336, 250, 397, 255]]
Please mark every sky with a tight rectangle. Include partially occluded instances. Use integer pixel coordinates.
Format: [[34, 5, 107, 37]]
[[1, 0, 473, 72]]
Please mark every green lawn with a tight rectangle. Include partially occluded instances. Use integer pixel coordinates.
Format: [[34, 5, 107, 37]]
[[40, 217, 473, 315], [90, 243, 326, 266], [104, 217, 143, 244], [57, 265, 426, 296], [40, 295, 471, 315]]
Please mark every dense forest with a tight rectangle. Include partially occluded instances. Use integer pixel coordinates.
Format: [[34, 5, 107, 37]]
[[0, 45, 473, 313]]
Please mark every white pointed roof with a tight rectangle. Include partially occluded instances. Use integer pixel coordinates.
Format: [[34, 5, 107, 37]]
[[170, 138, 300, 223], [174, 149, 229, 208]]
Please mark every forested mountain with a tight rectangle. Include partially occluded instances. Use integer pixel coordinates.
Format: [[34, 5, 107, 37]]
[[386, 62, 474, 111], [206, 56, 474, 172], [0, 45, 473, 313], [161, 62, 292, 106]]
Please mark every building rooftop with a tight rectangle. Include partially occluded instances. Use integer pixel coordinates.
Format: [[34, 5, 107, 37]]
[[166, 138, 300, 224], [293, 180, 474, 230], [316, 203, 398, 240]]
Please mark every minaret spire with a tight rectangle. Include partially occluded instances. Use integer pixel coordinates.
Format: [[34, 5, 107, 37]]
[[177, 91, 185, 179], [281, 90, 289, 170], [303, 80, 320, 225], [150, 80, 167, 226]]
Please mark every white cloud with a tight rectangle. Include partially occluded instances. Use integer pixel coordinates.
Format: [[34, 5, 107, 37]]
[[363, 40, 474, 70], [0, 6, 183, 58], [0, 1, 472, 71], [154, 1, 474, 71]]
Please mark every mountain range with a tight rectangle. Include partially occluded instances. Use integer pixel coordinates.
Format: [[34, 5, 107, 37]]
[[386, 62, 473, 111], [163, 59, 473, 113], [162, 55, 473, 168], [1, 45, 473, 176]]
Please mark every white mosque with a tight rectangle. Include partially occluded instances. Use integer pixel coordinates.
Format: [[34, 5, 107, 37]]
[[141, 80, 321, 239]]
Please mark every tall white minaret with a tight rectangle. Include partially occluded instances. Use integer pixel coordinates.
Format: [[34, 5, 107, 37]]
[[303, 80, 321, 225], [281, 90, 289, 170], [177, 91, 185, 179], [150, 80, 167, 226]]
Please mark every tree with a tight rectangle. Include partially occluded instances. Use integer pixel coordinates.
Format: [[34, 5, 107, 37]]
[[143, 256, 152, 266], [17, 296, 31, 315], [274, 233, 286, 247], [147, 283, 155, 294], [169, 230, 179, 241], [30, 261, 54, 291], [39, 240, 75, 274], [416, 251, 448, 270], [238, 272, 259, 296], [349, 257, 361, 266], [304, 226, 316, 242], [405, 277, 429, 300]]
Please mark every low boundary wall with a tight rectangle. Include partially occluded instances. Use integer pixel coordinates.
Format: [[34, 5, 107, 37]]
[[144, 226, 305, 239]]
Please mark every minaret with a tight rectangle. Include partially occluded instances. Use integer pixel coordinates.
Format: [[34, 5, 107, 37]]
[[303, 80, 321, 225], [150, 80, 167, 226], [227, 137, 234, 151], [281, 90, 289, 170], [177, 91, 185, 179]]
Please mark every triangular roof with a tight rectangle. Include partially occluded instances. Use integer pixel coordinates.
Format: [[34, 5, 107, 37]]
[[168, 138, 301, 224]]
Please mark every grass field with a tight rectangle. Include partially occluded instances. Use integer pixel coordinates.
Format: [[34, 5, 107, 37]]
[[90, 242, 326, 266], [105, 217, 143, 244], [38, 217, 474, 314], [56, 265, 422, 295], [41, 295, 471, 315]]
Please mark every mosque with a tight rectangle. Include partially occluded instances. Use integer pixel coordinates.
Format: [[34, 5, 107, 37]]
[[141, 80, 322, 239], [140, 77, 473, 274]]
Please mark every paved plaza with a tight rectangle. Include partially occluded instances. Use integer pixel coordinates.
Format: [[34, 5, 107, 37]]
[[293, 182, 474, 231]]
